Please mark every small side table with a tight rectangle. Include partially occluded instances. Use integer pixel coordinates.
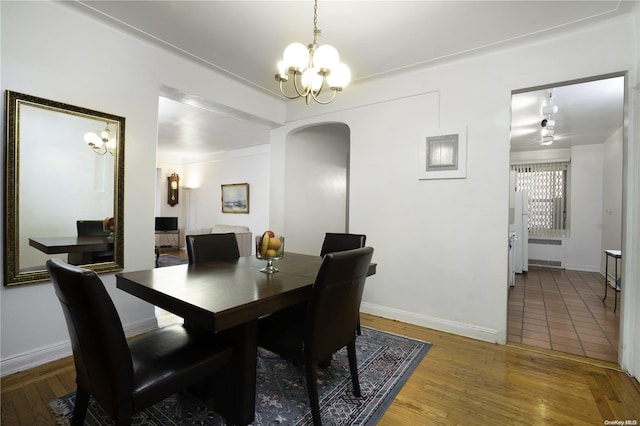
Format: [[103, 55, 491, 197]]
[[602, 249, 622, 312], [154, 230, 180, 267]]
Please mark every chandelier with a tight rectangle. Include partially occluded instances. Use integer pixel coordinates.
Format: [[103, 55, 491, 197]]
[[275, 0, 350, 104], [84, 122, 116, 155]]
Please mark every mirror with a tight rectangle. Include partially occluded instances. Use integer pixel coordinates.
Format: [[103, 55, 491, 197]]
[[4, 91, 125, 286]]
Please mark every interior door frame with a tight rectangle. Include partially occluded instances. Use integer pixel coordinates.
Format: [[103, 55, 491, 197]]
[[508, 71, 629, 362]]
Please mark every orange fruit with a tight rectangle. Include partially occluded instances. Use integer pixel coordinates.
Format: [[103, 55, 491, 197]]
[[268, 238, 282, 250]]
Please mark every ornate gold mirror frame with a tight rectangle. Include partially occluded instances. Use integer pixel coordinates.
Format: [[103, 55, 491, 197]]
[[4, 91, 125, 286]]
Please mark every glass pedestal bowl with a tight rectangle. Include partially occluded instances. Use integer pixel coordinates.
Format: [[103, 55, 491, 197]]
[[255, 235, 285, 273]]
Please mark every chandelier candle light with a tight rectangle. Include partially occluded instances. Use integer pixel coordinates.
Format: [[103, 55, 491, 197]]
[[275, 0, 350, 104], [84, 122, 116, 155]]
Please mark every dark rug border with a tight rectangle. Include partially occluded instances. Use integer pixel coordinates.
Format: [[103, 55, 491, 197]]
[[359, 326, 430, 425]]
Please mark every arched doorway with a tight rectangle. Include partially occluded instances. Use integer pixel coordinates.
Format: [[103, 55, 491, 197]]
[[283, 123, 350, 255]]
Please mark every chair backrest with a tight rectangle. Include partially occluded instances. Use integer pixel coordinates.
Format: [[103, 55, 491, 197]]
[[46, 258, 133, 415], [77, 220, 110, 237], [305, 247, 374, 363], [320, 233, 367, 256], [185, 233, 240, 263]]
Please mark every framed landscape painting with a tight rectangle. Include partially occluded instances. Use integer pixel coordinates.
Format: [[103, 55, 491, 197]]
[[221, 183, 250, 213]]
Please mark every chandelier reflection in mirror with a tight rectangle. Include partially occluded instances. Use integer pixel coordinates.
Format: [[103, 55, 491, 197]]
[[84, 122, 116, 155], [275, 0, 350, 105]]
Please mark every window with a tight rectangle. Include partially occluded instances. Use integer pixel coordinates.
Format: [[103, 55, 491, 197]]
[[511, 161, 569, 237]]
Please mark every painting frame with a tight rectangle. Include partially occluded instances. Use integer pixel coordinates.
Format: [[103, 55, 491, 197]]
[[221, 183, 250, 214], [419, 125, 467, 180]]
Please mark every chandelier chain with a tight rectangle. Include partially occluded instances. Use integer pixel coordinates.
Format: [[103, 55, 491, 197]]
[[313, 0, 320, 45]]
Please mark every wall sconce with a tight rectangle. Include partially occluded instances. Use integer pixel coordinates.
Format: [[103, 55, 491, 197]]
[[167, 172, 179, 206]]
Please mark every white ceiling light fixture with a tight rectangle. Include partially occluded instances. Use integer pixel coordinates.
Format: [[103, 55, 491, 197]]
[[540, 136, 554, 146], [542, 90, 559, 116], [275, 0, 350, 104], [84, 122, 116, 156], [541, 118, 555, 128], [539, 90, 558, 146]]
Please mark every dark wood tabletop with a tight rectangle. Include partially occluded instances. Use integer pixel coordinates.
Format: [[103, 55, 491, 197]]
[[28, 236, 113, 254], [117, 253, 326, 331]]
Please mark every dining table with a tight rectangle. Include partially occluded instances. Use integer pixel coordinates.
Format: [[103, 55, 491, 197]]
[[116, 252, 376, 425], [29, 236, 113, 254], [29, 236, 114, 264]]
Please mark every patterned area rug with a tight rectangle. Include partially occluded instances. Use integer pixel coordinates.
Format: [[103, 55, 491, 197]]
[[49, 327, 430, 425], [156, 254, 188, 267]]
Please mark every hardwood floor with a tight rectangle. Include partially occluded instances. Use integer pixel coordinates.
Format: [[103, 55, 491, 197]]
[[2, 314, 639, 425], [365, 314, 639, 425]]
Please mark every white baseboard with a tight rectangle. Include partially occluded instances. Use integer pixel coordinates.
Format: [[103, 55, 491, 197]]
[[360, 302, 504, 344], [1, 317, 158, 377], [124, 317, 160, 337], [563, 264, 602, 273], [0, 341, 73, 378], [3, 307, 505, 377]]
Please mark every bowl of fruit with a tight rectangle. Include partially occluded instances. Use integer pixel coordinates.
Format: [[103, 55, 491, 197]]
[[256, 231, 284, 273]]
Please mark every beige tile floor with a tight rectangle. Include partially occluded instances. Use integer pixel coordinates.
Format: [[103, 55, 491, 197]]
[[508, 266, 620, 363]]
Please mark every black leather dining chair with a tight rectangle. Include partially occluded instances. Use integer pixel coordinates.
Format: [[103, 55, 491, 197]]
[[257, 246, 374, 426], [185, 233, 240, 263], [319, 232, 367, 257], [320, 232, 367, 334], [46, 258, 234, 426], [77, 220, 110, 237], [75, 220, 113, 264]]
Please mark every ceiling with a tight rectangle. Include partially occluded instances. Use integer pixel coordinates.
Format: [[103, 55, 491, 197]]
[[510, 76, 625, 153], [65, 1, 630, 162]]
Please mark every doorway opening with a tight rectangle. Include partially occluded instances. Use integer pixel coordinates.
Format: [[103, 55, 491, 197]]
[[283, 123, 350, 255], [507, 73, 626, 363]]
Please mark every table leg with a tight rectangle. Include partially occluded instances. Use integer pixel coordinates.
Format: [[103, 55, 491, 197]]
[[614, 257, 618, 313], [603, 254, 609, 303], [213, 320, 258, 426]]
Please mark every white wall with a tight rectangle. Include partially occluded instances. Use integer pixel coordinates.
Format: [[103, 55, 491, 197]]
[[564, 144, 605, 271], [1, 0, 638, 381], [621, 0, 640, 378], [0, 1, 283, 375], [270, 13, 638, 354], [601, 128, 624, 273], [181, 146, 271, 249], [284, 124, 349, 255], [273, 89, 509, 343]]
